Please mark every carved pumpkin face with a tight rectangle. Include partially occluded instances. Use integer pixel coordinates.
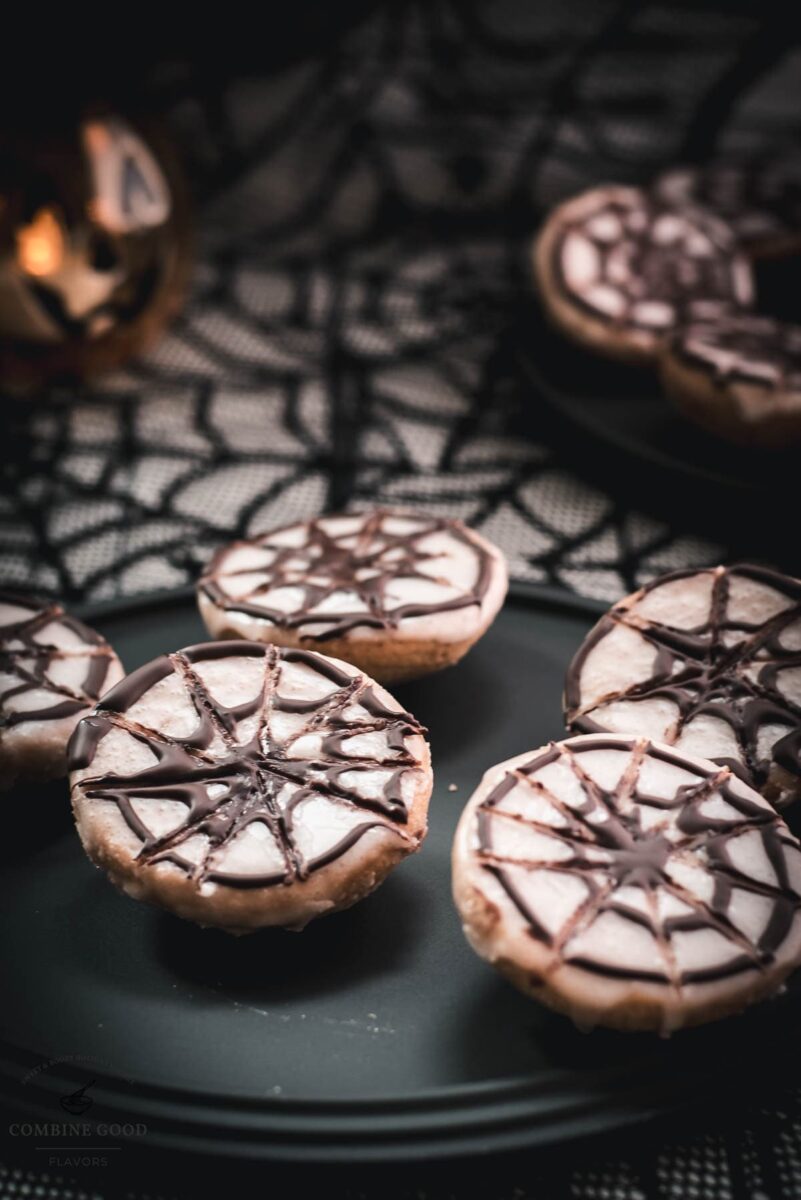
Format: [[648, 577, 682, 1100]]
[[0, 112, 189, 381]]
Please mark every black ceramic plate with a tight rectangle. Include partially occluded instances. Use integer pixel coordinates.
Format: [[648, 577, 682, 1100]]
[[2, 586, 801, 1165]]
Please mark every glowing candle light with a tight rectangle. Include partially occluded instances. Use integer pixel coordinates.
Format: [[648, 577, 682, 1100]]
[[16, 208, 64, 276]]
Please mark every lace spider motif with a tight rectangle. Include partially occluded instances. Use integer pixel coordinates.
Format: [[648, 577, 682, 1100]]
[[566, 566, 801, 794]]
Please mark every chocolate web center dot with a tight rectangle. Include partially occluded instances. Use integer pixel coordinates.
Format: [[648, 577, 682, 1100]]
[[602, 833, 672, 888]]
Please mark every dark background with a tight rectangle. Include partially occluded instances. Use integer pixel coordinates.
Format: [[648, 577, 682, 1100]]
[[3, 0, 800, 608]]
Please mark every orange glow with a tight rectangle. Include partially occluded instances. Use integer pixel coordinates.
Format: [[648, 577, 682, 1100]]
[[17, 208, 64, 276]]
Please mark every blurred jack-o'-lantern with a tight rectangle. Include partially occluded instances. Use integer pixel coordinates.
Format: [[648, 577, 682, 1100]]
[[0, 111, 190, 387]]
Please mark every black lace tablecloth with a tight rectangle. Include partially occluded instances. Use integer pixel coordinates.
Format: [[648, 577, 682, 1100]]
[[2, 3, 801, 1196]]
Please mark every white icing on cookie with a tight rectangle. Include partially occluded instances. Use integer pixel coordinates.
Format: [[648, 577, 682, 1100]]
[[453, 735, 801, 1032], [566, 566, 801, 807], [70, 643, 430, 895]]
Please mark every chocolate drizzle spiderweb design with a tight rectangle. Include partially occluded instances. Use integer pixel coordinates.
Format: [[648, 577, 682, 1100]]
[[70, 643, 424, 888], [200, 510, 492, 641], [566, 566, 801, 796], [674, 316, 801, 390], [477, 737, 801, 987], [0, 592, 117, 729], [553, 194, 750, 333]]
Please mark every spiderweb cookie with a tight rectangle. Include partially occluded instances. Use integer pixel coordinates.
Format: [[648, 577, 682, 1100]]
[[565, 565, 801, 808], [533, 185, 753, 363], [198, 509, 508, 683], [660, 314, 801, 448], [453, 734, 801, 1032], [69, 642, 432, 933], [0, 592, 122, 789]]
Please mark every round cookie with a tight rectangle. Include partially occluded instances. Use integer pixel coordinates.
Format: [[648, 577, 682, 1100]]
[[565, 565, 801, 808], [197, 509, 508, 685], [532, 185, 754, 364], [452, 734, 801, 1033], [653, 159, 801, 259], [0, 592, 123, 790], [69, 641, 432, 933], [660, 314, 801, 448]]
